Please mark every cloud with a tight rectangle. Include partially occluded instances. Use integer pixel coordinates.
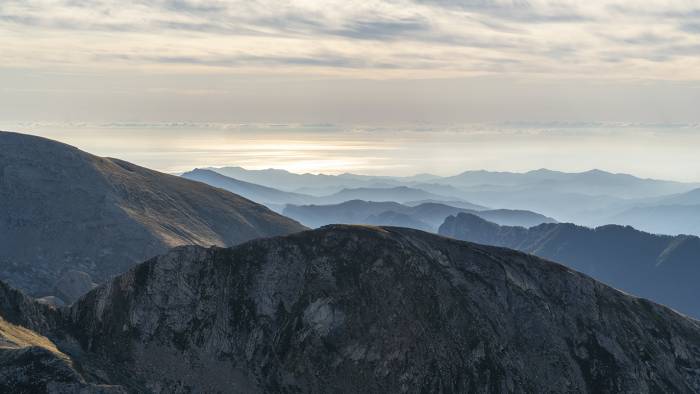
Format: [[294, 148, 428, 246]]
[[329, 18, 430, 40], [0, 0, 699, 80], [417, 0, 592, 23], [165, 0, 229, 14], [97, 52, 389, 69], [681, 22, 700, 34]]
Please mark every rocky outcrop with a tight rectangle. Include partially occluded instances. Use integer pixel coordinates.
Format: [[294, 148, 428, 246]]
[[0, 280, 124, 393], [57, 226, 700, 393], [0, 280, 57, 334], [439, 212, 700, 319], [3, 225, 700, 393], [0, 131, 306, 303], [0, 321, 126, 394]]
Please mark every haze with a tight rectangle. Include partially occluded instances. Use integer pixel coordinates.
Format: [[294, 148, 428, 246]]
[[3, 121, 699, 182], [2, 0, 700, 180]]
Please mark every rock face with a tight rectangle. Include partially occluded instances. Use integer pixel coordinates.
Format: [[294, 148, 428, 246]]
[[0, 322, 125, 394], [0, 280, 124, 393], [3, 225, 700, 392], [0, 131, 306, 303], [439, 212, 700, 319], [0, 226, 687, 393]]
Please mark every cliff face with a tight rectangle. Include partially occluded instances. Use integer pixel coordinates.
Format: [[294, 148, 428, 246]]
[[2, 225, 700, 393], [439, 212, 700, 319], [52, 226, 700, 393], [0, 131, 305, 303], [0, 281, 124, 393]]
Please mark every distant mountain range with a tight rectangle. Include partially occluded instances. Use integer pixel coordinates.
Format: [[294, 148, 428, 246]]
[[439, 213, 700, 318], [656, 187, 700, 205], [316, 186, 465, 205], [284, 200, 556, 231], [203, 166, 700, 235], [612, 204, 700, 236], [181, 168, 311, 211], [184, 169, 482, 208], [608, 187, 700, 235], [208, 166, 698, 199], [403, 199, 488, 210], [0, 132, 305, 304], [3, 226, 700, 392], [433, 170, 700, 232], [438, 168, 697, 198], [205, 166, 404, 194]]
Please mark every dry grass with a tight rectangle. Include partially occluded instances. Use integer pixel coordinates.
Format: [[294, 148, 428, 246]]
[[0, 316, 69, 361]]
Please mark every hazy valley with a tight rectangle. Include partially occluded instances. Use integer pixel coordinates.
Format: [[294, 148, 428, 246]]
[[190, 165, 700, 237], [2, 130, 700, 393]]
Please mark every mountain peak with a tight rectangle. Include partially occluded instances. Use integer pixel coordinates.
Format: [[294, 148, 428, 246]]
[[34, 226, 700, 391], [582, 168, 608, 174], [526, 168, 559, 174]]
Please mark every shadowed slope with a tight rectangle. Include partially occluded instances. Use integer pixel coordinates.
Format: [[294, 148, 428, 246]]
[[0, 131, 305, 302], [0, 281, 124, 393]]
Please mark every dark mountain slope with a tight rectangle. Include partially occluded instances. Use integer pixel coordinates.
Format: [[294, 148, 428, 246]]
[[439, 213, 700, 318], [2, 227, 700, 391], [33, 226, 700, 392], [0, 280, 124, 393], [0, 131, 305, 303]]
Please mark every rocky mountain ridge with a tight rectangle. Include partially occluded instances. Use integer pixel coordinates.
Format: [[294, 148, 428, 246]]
[[2, 226, 700, 393]]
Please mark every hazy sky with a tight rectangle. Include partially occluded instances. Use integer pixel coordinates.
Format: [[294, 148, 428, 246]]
[[4, 121, 700, 182], [1, 1, 700, 178]]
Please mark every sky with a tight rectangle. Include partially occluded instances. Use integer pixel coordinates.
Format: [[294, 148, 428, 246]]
[[1, 1, 700, 179]]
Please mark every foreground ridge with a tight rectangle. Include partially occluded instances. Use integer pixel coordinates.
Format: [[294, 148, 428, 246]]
[[2, 225, 700, 393]]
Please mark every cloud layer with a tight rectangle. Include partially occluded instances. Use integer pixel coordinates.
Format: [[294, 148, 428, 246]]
[[2, 0, 700, 79]]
